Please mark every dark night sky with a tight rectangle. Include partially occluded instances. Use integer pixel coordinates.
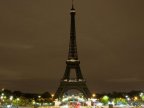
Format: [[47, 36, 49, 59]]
[[0, 0, 144, 94]]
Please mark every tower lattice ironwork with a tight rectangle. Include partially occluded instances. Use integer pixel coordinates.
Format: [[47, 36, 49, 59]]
[[54, 1, 91, 99]]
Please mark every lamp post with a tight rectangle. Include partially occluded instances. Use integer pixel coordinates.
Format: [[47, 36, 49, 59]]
[[91, 93, 96, 107], [51, 94, 55, 105], [10, 96, 13, 106], [92, 94, 96, 98], [51, 94, 54, 99]]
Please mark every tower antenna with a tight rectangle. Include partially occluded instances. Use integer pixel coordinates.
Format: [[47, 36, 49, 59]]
[[72, 0, 74, 9]]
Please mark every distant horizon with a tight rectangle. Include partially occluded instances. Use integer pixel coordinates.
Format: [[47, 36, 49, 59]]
[[1, 88, 143, 94]]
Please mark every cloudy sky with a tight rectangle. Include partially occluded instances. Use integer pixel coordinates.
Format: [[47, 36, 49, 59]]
[[0, 0, 144, 94]]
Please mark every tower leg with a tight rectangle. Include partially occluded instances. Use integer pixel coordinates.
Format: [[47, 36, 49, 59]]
[[54, 81, 91, 99]]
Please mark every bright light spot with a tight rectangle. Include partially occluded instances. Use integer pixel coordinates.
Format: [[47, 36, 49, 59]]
[[127, 98, 130, 101], [125, 95, 128, 98], [92, 93, 96, 98], [134, 96, 138, 101], [7, 105, 11, 108], [96, 102, 103, 106], [51, 94, 54, 97], [17, 98, 20, 101], [10, 96, 13, 100], [0, 96, 3, 99], [32, 101, 36, 105], [2, 93, 4, 96], [2, 88, 4, 91], [140, 92, 144, 97], [108, 101, 114, 105]]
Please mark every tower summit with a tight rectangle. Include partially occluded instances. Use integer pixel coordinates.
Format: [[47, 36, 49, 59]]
[[68, 0, 78, 60], [54, 1, 91, 99]]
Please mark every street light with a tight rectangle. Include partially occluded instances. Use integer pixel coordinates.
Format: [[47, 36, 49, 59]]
[[140, 92, 144, 97], [38, 95, 41, 98], [91, 93, 96, 107], [1, 93, 4, 96], [51, 94, 54, 99], [134, 96, 138, 101], [92, 93, 96, 98], [10, 96, 13, 101], [16, 98, 20, 101]]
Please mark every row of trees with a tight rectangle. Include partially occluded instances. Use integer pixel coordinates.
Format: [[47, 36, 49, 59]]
[[96, 91, 144, 106], [0, 89, 52, 99], [0, 89, 144, 106], [0, 89, 53, 106], [96, 90, 143, 99], [1, 89, 143, 100]]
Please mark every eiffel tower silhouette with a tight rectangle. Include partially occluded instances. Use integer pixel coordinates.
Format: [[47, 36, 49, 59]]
[[54, 1, 91, 99]]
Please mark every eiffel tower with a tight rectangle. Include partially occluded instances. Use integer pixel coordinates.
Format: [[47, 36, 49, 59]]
[[54, 1, 91, 99]]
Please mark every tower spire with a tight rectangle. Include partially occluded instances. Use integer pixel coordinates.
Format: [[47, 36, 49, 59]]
[[68, 0, 78, 60], [72, 0, 74, 9]]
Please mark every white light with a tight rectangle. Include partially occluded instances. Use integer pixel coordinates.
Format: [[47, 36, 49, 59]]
[[32, 101, 36, 104], [125, 95, 128, 98], [140, 92, 144, 97], [7, 105, 11, 108], [0, 96, 3, 99], [96, 102, 103, 106], [10, 96, 13, 100], [67, 59, 79, 62], [108, 101, 114, 105], [17, 98, 20, 101], [127, 98, 130, 101], [71, 10, 75, 13], [91, 98, 97, 102]]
